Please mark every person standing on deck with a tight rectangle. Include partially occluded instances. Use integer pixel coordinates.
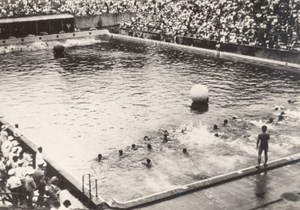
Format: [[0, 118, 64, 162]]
[[256, 125, 270, 168], [35, 147, 46, 169]]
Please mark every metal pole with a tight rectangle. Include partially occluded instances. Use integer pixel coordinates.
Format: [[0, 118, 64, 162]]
[[95, 179, 98, 197], [88, 174, 91, 199], [82, 175, 85, 194]]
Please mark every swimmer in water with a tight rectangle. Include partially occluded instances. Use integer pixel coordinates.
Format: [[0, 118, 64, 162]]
[[162, 130, 169, 142], [147, 144, 152, 150], [256, 125, 270, 168], [277, 112, 284, 121], [132, 144, 137, 150], [97, 154, 102, 161], [119, 150, 123, 156], [182, 148, 188, 154], [274, 106, 285, 111], [213, 125, 218, 130], [214, 133, 219, 137], [288, 99, 298, 104], [144, 136, 151, 141], [266, 117, 274, 124], [223, 119, 228, 126], [142, 158, 152, 168]]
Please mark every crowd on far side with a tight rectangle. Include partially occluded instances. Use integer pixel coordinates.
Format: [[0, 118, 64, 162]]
[[120, 0, 300, 51], [0, 0, 139, 18]]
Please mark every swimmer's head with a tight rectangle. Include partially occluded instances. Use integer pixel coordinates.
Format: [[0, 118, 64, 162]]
[[213, 125, 218, 130], [132, 144, 136, 149], [97, 154, 102, 161], [214, 133, 219, 137], [146, 158, 151, 164], [183, 148, 188, 154], [268, 118, 274, 123], [275, 107, 279, 111], [119, 150, 123, 156], [281, 111, 285, 115], [232, 116, 237, 120], [144, 136, 150, 141], [223, 119, 228, 126], [147, 144, 152, 150], [262, 125, 267, 132], [288, 100, 292, 104]]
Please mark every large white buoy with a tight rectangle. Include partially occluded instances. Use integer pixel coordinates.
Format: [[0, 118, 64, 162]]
[[190, 84, 209, 103]]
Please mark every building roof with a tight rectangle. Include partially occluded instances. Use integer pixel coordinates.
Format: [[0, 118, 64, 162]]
[[0, 14, 74, 24]]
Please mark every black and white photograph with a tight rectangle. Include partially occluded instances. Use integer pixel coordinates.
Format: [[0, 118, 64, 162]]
[[0, 0, 299, 209]]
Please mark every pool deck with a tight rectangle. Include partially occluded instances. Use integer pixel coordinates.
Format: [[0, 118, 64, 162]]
[[135, 163, 300, 210]]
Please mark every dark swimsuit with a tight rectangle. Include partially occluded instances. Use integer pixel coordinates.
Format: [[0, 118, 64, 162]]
[[258, 133, 270, 151]]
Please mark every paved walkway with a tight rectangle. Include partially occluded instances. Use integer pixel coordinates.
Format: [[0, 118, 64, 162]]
[[127, 163, 300, 210]]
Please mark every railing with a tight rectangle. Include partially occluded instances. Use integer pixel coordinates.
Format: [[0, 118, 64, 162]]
[[82, 174, 98, 200], [0, 191, 51, 206]]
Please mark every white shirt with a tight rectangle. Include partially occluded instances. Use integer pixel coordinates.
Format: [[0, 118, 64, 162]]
[[15, 166, 26, 179], [1, 140, 12, 157], [35, 151, 46, 168], [6, 176, 22, 189]]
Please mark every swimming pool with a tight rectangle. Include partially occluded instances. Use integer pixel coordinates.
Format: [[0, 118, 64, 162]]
[[0, 38, 299, 202]]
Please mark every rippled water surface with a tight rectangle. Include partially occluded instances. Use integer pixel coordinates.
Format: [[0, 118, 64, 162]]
[[0, 39, 300, 202]]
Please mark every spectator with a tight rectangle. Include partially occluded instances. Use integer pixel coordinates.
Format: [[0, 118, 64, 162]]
[[35, 147, 46, 169], [33, 162, 47, 207], [24, 167, 36, 208], [6, 169, 22, 206]]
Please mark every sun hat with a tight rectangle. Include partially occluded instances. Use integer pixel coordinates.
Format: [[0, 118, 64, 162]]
[[37, 161, 46, 167], [26, 167, 35, 175], [17, 159, 24, 165], [1, 125, 8, 130], [11, 140, 19, 147], [50, 176, 59, 184], [8, 136, 14, 141], [11, 146, 22, 155], [8, 169, 15, 176]]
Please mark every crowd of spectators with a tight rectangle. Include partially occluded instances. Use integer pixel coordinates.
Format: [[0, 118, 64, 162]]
[[0, 0, 138, 18], [0, 124, 71, 209], [120, 0, 300, 51], [0, 0, 299, 51]]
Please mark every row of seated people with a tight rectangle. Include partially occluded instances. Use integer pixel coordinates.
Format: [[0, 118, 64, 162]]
[[0, 124, 71, 209]]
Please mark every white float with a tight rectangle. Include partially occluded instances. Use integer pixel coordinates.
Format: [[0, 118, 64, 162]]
[[190, 84, 209, 103]]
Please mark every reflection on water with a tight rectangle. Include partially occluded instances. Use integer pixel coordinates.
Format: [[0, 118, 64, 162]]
[[0, 39, 299, 201], [254, 171, 269, 206]]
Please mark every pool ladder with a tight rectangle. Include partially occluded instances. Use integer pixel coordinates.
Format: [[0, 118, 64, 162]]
[[82, 174, 98, 199]]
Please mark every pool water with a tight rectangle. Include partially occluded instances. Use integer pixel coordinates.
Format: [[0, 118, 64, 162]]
[[0, 39, 299, 202]]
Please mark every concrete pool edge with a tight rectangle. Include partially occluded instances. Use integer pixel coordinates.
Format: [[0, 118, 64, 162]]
[[109, 33, 300, 74], [108, 153, 300, 209], [0, 29, 110, 53]]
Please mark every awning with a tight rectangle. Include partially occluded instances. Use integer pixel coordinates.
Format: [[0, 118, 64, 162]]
[[0, 14, 74, 24]]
